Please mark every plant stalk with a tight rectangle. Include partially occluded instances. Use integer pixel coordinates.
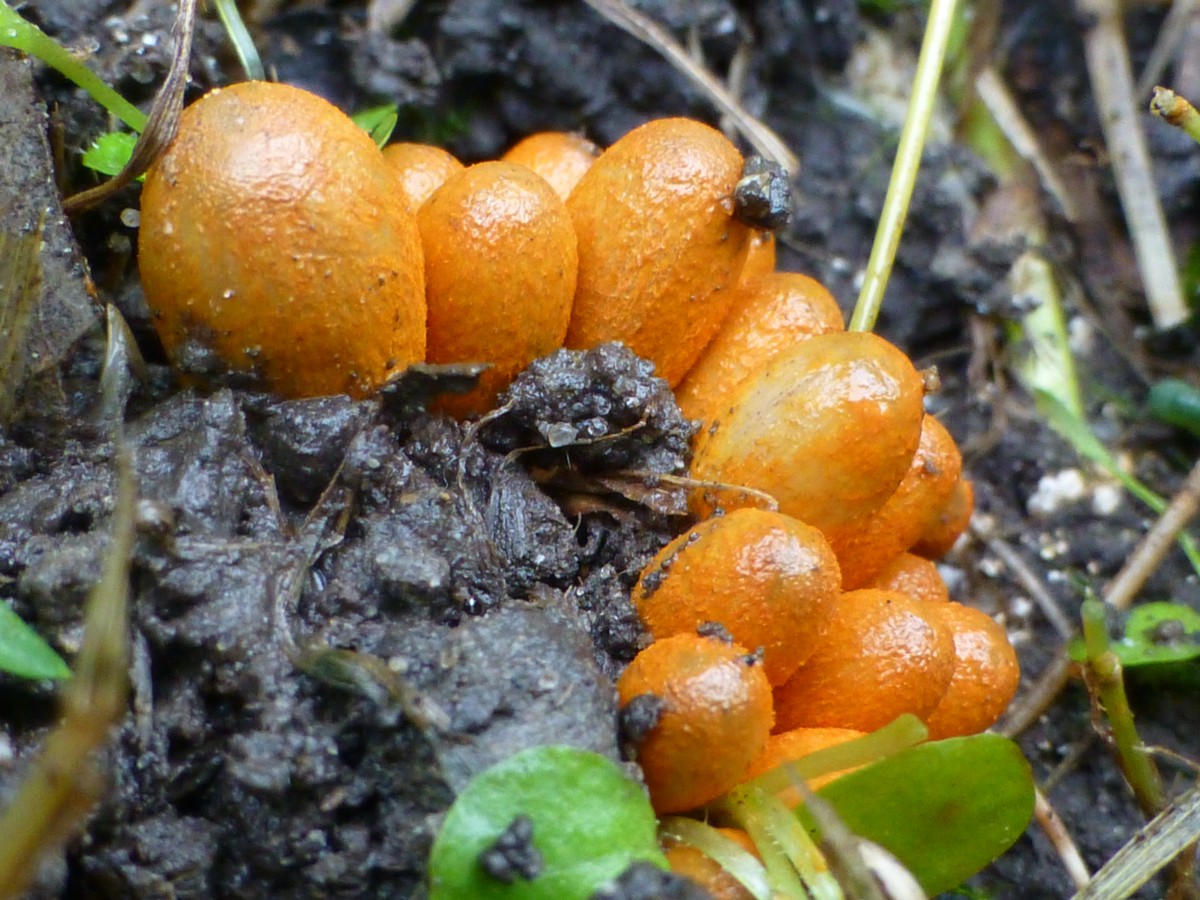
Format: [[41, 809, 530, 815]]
[[849, 0, 959, 333]]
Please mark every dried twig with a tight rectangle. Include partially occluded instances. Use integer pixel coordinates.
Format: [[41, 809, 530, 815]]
[[578, 0, 798, 174], [1136, 0, 1200, 99], [1105, 454, 1200, 613], [973, 524, 1076, 640], [0, 447, 134, 897], [1075, 0, 1188, 329], [973, 64, 1079, 222], [1036, 786, 1092, 892], [63, 0, 198, 214]]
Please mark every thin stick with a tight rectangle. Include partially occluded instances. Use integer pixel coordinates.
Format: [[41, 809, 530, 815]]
[[0, 448, 134, 897], [0, 1, 146, 131], [213, 0, 265, 81], [1136, 0, 1200, 99], [849, 0, 959, 332], [974, 64, 1079, 223], [1076, 0, 1188, 329], [999, 650, 1071, 739], [1035, 787, 1092, 891], [64, 0, 198, 213], [579, 0, 799, 174], [1104, 454, 1200, 613]]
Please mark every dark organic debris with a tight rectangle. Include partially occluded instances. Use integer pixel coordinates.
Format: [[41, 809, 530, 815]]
[[481, 342, 696, 476], [589, 860, 713, 900], [478, 814, 543, 883]]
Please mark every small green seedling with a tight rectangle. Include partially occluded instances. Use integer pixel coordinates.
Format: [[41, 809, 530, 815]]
[[352, 103, 399, 149], [0, 602, 70, 681], [0, 1, 146, 131], [428, 745, 666, 899], [82, 102, 401, 181], [1069, 601, 1200, 669], [82, 131, 141, 179]]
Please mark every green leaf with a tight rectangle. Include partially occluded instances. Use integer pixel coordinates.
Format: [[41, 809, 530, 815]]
[[352, 104, 399, 149], [428, 745, 666, 899], [1147, 378, 1200, 440], [809, 734, 1035, 896], [0, 603, 70, 680], [1115, 602, 1200, 667], [82, 131, 138, 178]]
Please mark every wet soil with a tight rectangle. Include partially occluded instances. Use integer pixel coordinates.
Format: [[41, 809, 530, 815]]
[[2, 0, 1200, 897]]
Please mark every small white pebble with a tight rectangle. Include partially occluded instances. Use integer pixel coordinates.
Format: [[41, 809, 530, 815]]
[[1067, 315, 1095, 355], [1027, 468, 1087, 516], [1092, 483, 1123, 516], [979, 555, 1004, 578], [1010, 595, 1034, 618]]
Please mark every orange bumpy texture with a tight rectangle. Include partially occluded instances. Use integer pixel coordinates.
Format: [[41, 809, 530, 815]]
[[382, 142, 465, 210], [772, 589, 955, 733], [633, 509, 842, 686], [912, 477, 975, 559], [866, 552, 951, 604], [739, 230, 776, 282], [923, 602, 1020, 739], [139, 81, 426, 399], [742, 726, 866, 805], [418, 161, 578, 416], [618, 633, 773, 814], [664, 828, 758, 900], [566, 117, 751, 386], [676, 272, 845, 426], [830, 414, 963, 588], [690, 331, 925, 546], [501, 131, 600, 200]]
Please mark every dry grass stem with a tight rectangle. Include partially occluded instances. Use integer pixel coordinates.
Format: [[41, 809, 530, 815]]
[[973, 524, 1076, 640], [1035, 786, 1092, 891], [579, 0, 799, 174], [1075, 0, 1188, 328], [1136, 0, 1200, 99], [64, 0, 198, 214], [1104, 454, 1200, 612], [974, 64, 1080, 222]]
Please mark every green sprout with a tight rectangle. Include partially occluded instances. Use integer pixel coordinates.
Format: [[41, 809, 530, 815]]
[[849, 0, 960, 332], [0, 0, 146, 132], [0, 603, 71, 681]]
